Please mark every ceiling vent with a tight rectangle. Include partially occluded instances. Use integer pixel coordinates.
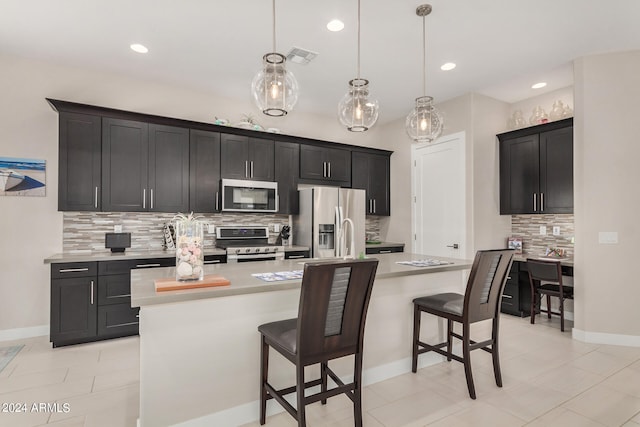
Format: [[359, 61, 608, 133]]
[[286, 47, 318, 65]]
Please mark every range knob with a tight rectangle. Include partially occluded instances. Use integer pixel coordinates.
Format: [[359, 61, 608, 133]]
[[255, 248, 260, 253], [235, 249, 241, 254], [245, 248, 251, 253]]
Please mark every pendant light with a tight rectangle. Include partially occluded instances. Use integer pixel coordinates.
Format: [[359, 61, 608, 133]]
[[405, 4, 443, 143], [251, 0, 299, 116], [338, 0, 379, 132]]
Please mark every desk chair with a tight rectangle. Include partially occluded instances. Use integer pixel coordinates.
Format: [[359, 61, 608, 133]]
[[526, 258, 573, 332], [258, 258, 379, 427], [411, 249, 514, 399]]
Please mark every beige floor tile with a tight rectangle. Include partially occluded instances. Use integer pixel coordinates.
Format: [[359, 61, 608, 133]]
[[526, 407, 606, 427], [562, 383, 640, 427], [530, 363, 605, 395], [569, 349, 632, 377], [0, 368, 68, 394], [325, 412, 385, 427], [622, 421, 640, 427], [48, 384, 139, 424], [629, 360, 640, 373], [36, 415, 86, 426], [596, 344, 640, 362], [426, 401, 526, 426], [366, 371, 433, 402], [239, 411, 298, 427], [0, 409, 51, 427], [634, 411, 640, 422], [10, 347, 100, 377], [601, 367, 640, 398], [368, 388, 464, 427], [0, 376, 94, 407], [482, 381, 572, 422], [91, 368, 139, 392]]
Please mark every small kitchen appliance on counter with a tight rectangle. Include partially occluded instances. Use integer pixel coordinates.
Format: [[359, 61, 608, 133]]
[[105, 232, 131, 253], [215, 226, 284, 263]]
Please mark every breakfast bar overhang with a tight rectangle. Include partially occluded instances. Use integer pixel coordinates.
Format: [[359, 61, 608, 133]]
[[131, 253, 473, 427]]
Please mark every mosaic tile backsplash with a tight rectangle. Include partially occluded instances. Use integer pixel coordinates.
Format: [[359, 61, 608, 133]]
[[63, 212, 382, 253], [511, 214, 574, 257]]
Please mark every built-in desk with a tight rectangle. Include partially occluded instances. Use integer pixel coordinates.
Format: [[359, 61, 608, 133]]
[[502, 257, 574, 317], [131, 253, 472, 426]]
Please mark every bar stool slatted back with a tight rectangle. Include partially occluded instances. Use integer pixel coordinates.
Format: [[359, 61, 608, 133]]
[[258, 258, 379, 427], [411, 249, 515, 399]]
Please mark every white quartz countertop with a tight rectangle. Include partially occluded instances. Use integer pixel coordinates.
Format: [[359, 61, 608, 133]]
[[131, 252, 473, 308], [514, 254, 574, 267]]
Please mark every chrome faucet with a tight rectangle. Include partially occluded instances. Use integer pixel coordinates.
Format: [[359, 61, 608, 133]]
[[339, 217, 355, 260]]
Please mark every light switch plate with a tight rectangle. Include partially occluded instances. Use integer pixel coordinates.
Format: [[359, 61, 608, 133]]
[[553, 226, 560, 236], [207, 223, 215, 234], [272, 224, 280, 233], [539, 225, 547, 235], [114, 225, 123, 233], [598, 231, 618, 244]]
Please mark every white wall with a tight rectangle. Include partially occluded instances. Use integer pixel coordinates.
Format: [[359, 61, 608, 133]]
[[506, 85, 574, 133], [573, 50, 640, 343], [0, 53, 393, 336]]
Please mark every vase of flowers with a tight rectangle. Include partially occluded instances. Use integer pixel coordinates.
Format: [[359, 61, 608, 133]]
[[174, 213, 204, 281]]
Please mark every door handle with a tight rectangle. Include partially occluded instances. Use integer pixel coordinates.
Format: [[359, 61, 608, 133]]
[[323, 162, 327, 177], [540, 192, 544, 212], [369, 199, 372, 213], [250, 161, 254, 178], [245, 160, 249, 178], [90, 280, 94, 305], [373, 199, 376, 213], [143, 188, 146, 209], [328, 162, 331, 177], [94, 187, 99, 208], [446, 244, 459, 249], [150, 189, 154, 210], [215, 191, 219, 211], [533, 193, 537, 212]]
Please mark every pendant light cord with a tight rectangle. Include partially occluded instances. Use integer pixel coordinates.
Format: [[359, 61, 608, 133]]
[[356, 0, 361, 79], [272, 0, 276, 53], [422, 14, 426, 96]]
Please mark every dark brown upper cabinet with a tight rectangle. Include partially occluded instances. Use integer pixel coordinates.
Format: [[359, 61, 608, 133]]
[[352, 152, 390, 216], [300, 145, 351, 186], [274, 141, 300, 214], [58, 112, 102, 211], [189, 130, 221, 213], [499, 118, 573, 214], [220, 134, 274, 181]]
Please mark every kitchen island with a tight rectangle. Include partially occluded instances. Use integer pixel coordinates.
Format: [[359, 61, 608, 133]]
[[131, 252, 473, 426]]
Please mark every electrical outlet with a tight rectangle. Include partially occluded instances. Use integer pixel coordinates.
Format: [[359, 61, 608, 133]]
[[539, 225, 547, 235], [272, 224, 280, 233], [553, 226, 560, 236], [207, 223, 215, 234], [114, 225, 123, 233]]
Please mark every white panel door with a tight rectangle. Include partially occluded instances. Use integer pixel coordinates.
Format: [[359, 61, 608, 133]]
[[412, 132, 466, 258]]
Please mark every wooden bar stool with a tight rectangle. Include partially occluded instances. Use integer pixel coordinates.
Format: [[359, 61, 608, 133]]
[[526, 258, 573, 332], [411, 249, 514, 399], [258, 258, 379, 427]]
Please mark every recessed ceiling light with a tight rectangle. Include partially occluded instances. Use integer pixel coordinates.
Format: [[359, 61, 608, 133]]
[[531, 82, 547, 89], [130, 43, 148, 54], [327, 19, 345, 32], [440, 62, 456, 71]]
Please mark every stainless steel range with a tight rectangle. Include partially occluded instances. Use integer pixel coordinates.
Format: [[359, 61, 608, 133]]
[[215, 226, 284, 263]]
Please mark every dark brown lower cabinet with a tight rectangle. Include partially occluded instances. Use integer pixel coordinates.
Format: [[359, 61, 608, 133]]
[[51, 256, 219, 347]]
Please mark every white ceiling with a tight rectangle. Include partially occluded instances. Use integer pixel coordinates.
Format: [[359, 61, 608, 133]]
[[1, 0, 639, 124]]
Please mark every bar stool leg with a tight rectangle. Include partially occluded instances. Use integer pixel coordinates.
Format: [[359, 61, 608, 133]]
[[546, 295, 552, 318], [353, 353, 364, 427], [559, 296, 565, 332], [462, 323, 476, 399], [320, 362, 328, 404], [446, 319, 453, 362], [412, 305, 420, 373], [260, 336, 269, 425], [296, 364, 306, 427], [491, 316, 503, 387]]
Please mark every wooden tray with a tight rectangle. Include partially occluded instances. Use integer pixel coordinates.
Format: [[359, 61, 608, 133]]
[[155, 275, 231, 292]]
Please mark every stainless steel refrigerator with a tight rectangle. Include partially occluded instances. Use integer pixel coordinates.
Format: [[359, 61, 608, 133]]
[[293, 187, 366, 259]]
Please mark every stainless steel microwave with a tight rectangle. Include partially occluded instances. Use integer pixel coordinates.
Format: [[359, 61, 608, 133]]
[[221, 179, 278, 213]]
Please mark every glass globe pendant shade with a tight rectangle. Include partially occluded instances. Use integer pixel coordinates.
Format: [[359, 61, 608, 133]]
[[405, 96, 443, 143], [251, 53, 299, 117], [338, 78, 379, 132]]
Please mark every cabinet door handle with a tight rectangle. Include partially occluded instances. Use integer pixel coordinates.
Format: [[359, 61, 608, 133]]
[[323, 161, 327, 177], [379, 250, 392, 254], [369, 199, 372, 213], [90, 280, 94, 305], [204, 260, 221, 264], [94, 187, 99, 208], [135, 263, 161, 268], [215, 191, 219, 211], [540, 192, 544, 212], [288, 255, 305, 259], [533, 193, 537, 212], [150, 189, 154, 210], [245, 160, 249, 178], [328, 162, 331, 177], [143, 188, 146, 209], [59, 267, 89, 273], [250, 161, 254, 178], [501, 294, 513, 299], [373, 199, 376, 213]]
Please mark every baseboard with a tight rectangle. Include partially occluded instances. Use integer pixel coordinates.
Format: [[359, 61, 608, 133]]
[[173, 353, 445, 427], [572, 328, 640, 347], [0, 325, 48, 342]]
